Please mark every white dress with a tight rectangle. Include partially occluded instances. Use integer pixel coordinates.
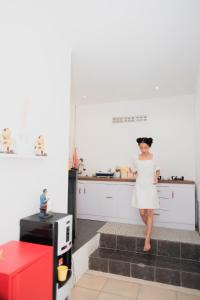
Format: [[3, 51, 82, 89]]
[[131, 156, 160, 209]]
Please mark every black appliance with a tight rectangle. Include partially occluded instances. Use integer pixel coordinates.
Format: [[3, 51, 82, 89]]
[[20, 212, 73, 300]]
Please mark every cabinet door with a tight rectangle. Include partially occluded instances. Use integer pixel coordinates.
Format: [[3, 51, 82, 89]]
[[154, 185, 172, 222], [95, 183, 117, 217], [77, 182, 95, 215], [116, 184, 140, 222], [169, 185, 195, 225], [77, 182, 85, 214], [77, 182, 117, 217]]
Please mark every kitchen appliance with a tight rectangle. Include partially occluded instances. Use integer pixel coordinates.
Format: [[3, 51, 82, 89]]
[[95, 171, 114, 178], [20, 212, 73, 300], [171, 176, 184, 181]]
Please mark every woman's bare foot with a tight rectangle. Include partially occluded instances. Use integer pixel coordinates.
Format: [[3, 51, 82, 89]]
[[143, 239, 151, 252]]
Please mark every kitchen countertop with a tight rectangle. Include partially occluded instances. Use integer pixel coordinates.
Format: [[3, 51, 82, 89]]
[[78, 176, 195, 184]]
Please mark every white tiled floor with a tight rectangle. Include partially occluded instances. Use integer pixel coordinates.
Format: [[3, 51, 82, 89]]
[[98, 222, 200, 244], [70, 271, 200, 300]]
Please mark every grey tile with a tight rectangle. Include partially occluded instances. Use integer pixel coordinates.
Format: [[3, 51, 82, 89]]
[[89, 257, 108, 273], [100, 234, 117, 249], [156, 256, 181, 271], [157, 240, 180, 258], [90, 248, 114, 259], [131, 263, 155, 281], [156, 268, 181, 286], [109, 259, 130, 277], [136, 238, 157, 255], [110, 249, 156, 266], [157, 228, 181, 242], [181, 259, 200, 274], [131, 252, 156, 266], [98, 222, 200, 245], [181, 271, 200, 290], [181, 243, 200, 261], [180, 230, 200, 245], [110, 250, 136, 263], [117, 235, 136, 252]]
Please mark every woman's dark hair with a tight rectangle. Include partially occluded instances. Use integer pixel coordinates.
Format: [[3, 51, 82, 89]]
[[136, 137, 153, 147]]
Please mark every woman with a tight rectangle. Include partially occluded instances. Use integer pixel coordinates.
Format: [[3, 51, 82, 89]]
[[132, 137, 160, 252]]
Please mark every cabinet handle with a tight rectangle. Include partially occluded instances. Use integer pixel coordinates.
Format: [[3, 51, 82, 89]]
[[84, 188, 86, 194], [172, 191, 174, 198], [79, 188, 81, 194], [106, 196, 113, 199], [153, 213, 160, 216]]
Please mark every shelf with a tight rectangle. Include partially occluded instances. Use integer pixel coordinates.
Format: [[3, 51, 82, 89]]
[[0, 153, 47, 159]]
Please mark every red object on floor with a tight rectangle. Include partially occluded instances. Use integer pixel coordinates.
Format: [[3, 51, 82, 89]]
[[0, 240, 53, 300]]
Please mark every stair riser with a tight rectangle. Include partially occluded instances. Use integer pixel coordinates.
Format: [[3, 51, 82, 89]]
[[100, 234, 200, 261], [89, 256, 200, 290]]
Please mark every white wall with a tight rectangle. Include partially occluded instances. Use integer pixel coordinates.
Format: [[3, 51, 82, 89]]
[[75, 95, 195, 180], [0, 2, 71, 244], [69, 103, 76, 163]]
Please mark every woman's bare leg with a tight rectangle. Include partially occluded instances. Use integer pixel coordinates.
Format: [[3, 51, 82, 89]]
[[144, 209, 153, 251], [139, 209, 147, 225], [139, 209, 148, 237]]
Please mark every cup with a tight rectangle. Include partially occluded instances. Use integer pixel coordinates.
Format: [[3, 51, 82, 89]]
[[57, 265, 68, 282]]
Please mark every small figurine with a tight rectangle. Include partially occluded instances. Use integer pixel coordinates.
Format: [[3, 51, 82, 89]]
[[2, 128, 14, 153], [78, 158, 86, 175], [39, 188, 52, 218], [35, 135, 47, 156]]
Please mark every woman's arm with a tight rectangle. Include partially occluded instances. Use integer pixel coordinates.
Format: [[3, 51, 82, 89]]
[[153, 169, 160, 184]]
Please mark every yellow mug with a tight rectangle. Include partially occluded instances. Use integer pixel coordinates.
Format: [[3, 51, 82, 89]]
[[57, 265, 68, 282]]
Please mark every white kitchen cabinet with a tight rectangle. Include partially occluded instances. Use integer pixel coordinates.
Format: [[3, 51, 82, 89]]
[[77, 181, 118, 218], [115, 184, 141, 222], [77, 180, 195, 230]]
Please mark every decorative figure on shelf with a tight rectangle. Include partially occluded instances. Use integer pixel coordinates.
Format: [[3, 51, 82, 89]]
[[1, 128, 14, 154], [39, 188, 52, 219], [78, 158, 86, 176], [35, 135, 47, 156]]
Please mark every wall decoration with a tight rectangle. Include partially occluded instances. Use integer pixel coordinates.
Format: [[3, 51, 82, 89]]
[[1, 128, 14, 154], [34, 135, 47, 156], [112, 114, 148, 123]]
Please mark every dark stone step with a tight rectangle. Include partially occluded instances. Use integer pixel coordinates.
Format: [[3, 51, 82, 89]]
[[89, 248, 200, 290], [100, 233, 200, 261]]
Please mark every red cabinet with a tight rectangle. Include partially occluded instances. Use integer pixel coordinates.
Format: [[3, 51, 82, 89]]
[[0, 241, 53, 300]]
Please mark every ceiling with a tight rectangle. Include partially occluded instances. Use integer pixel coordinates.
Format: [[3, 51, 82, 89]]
[[67, 0, 200, 104]]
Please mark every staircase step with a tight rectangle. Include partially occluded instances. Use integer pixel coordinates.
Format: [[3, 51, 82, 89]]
[[99, 233, 200, 261], [89, 248, 200, 290]]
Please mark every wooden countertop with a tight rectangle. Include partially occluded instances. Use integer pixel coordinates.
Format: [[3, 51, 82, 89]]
[[78, 176, 195, 184]]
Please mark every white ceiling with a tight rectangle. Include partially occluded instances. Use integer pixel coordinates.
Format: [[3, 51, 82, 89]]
[[67, 0, 200, 104]]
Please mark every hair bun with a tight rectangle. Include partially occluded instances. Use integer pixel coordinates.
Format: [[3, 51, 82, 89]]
[[136, 137, 143, 143], [136, 137, 153, 147]]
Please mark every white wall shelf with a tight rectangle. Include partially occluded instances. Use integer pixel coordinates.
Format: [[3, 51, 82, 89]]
[[0, 153, 47, 159]]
